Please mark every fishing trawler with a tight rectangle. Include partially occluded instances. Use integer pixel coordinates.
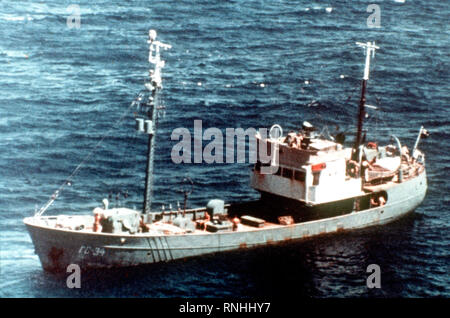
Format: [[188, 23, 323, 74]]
[[24, 31, 428, 271]]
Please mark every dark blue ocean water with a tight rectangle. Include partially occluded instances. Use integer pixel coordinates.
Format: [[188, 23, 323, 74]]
[[0, 0, 448, 298]]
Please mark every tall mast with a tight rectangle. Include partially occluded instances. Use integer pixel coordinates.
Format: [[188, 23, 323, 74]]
[[352, 41, 379, 162], [136, 30, 171, 214]]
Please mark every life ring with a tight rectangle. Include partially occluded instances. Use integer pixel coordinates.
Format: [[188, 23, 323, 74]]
[[347, 160, 360, 178]]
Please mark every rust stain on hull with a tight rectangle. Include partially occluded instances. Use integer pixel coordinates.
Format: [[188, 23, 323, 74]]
[[48, 247, 64, 272]]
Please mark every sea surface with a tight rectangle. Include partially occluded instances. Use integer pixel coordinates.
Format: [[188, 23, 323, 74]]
[[0, 0, 448, 298]]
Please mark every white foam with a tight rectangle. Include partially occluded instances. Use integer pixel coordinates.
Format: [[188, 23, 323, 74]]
[[2, 50, 29, 58], [1, 14, 34, 21], [3, 16, 24, 21]]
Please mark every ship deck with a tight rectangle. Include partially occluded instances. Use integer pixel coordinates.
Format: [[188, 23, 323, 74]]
[[363, 163, 425, 193]]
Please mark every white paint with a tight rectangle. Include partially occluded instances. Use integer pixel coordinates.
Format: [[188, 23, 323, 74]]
[[356, 42, 379, 80]]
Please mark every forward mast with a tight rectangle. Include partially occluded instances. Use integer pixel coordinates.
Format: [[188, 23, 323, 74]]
[[135, 30, 171, 215]]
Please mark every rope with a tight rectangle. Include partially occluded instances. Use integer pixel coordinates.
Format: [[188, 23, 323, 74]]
[[35, 93, 143, 217]]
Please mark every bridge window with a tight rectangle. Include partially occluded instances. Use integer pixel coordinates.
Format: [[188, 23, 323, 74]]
[[312, 171, 321, 185], [294, 170, 306, 182], [282, 168, 293, 179]]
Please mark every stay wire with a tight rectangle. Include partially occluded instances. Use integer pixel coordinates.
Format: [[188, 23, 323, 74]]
[[35, 94, 143, 216]]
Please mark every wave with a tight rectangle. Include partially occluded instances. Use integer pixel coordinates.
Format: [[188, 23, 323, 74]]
[[0, 14, 47, 22]]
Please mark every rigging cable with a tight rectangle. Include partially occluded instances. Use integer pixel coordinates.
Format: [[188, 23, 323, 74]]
[[35, 92, 145, 217]]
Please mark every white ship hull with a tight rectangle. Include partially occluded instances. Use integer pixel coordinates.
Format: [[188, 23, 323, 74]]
[[24, 170, 426, 272]]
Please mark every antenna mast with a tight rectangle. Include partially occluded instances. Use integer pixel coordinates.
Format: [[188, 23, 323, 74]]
[[136, 30, 171, 214], [352, 41, 379, 161]]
